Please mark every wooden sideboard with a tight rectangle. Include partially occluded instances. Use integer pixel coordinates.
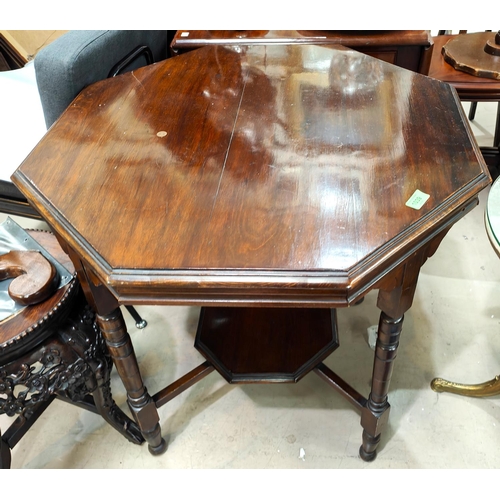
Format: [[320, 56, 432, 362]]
[[171, 30, 433, 73]]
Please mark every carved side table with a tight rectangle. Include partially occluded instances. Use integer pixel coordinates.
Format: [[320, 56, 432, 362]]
[[0, 224, 144, 468]]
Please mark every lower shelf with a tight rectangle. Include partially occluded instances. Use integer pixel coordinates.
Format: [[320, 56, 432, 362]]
[[195, 307, 339, 383]]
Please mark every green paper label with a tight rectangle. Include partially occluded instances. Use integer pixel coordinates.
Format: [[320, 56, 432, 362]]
[[405, 189, 430, 210]]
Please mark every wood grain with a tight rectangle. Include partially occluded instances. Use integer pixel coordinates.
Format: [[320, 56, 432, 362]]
[[12, 44, 490, 306], [0, 250, 56, 305]]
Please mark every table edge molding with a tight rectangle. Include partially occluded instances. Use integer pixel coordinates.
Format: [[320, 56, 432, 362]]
[[12, 169, 490, 307]]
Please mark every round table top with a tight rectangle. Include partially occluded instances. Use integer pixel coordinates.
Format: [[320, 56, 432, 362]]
[[486, 177, 500, 256]]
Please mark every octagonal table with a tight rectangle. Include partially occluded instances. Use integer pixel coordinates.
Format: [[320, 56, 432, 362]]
[[12, 44, 490, 461]]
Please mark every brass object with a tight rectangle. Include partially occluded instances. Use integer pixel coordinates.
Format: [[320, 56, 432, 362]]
[[431, 375, 500, 397]]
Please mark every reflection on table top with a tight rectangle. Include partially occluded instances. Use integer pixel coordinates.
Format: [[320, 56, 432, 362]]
[[12, 44, 490, 305]]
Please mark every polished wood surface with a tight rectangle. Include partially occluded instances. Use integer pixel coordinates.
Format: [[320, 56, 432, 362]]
[[171, 30, 433, 73], [195, 307, 338, 383], [12, 44, 490, 461], [13, 44, 489, 307], [0, 250, 57, 305], [172, 30, 432, 48]]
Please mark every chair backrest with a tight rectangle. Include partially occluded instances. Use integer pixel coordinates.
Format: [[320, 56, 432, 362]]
[[0, 30, 170, 218], [35, 30, 169, 128]]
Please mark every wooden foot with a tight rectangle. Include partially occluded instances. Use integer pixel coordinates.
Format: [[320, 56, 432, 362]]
[[359, 430, 380, 462], [145, 429, 168, 456], [431, 375, 500, 398], [96, 309, 166, 455]]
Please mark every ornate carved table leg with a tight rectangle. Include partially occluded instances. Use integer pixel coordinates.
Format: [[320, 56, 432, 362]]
[[431, 375, 500, 397], [57, 296, 144, 445], [0, 290, 145, 453], [96, 309, 167, 455]]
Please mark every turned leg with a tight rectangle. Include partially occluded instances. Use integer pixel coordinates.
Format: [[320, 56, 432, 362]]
[[96, 309, 167, 455], [360, 312, 403, 461], [51, 238, 165, 455], [358, 232, 450, 461]]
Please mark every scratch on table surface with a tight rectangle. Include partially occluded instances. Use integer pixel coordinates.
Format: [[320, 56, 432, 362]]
[[208, 75, 248, 221], [131, 71, 145, 90]]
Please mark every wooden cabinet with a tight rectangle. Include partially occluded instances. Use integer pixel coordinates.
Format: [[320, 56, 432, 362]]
[[171, 30, 433, 73]]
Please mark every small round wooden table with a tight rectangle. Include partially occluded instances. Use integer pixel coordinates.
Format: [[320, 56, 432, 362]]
[[431, 179, 500, 397]]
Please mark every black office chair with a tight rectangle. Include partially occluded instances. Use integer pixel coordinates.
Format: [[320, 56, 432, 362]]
[[0, 30, 171, 327]]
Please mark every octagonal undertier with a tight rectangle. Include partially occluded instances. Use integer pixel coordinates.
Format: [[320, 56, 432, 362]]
[[195, 307, 339, 383]]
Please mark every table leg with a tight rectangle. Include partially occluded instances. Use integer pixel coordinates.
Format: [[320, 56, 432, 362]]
[[60, 245, 167, 456], [96, 309, 167, 455], [360, 312, 403, 461], [359, 232, 448, 461]]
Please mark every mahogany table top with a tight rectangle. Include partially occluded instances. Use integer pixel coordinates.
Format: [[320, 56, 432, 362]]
[[12, 44, 490, 306]]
